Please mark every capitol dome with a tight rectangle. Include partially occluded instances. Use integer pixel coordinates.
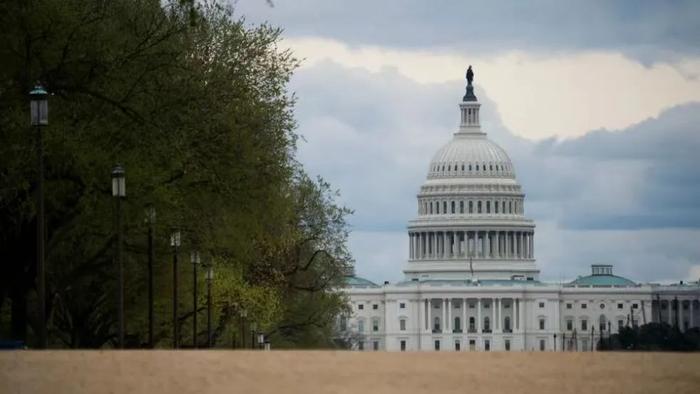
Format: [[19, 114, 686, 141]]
[[428, 134, 515, 180], [405, 70, 538, 281]]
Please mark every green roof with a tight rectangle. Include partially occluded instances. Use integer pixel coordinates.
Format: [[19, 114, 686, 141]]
[[344, 276, 380, 288], [570, 274, 636, 287]]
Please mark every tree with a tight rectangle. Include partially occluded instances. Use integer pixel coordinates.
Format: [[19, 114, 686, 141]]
[[0, 0, 352, 348]]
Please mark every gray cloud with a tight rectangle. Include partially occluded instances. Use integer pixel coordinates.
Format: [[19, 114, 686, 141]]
[[289, 61, 700, 283], [235, 0, 700, 62]]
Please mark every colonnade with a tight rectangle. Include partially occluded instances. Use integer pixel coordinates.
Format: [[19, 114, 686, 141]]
[[421, 297, 523, 334], [409, 230, 534, 260]]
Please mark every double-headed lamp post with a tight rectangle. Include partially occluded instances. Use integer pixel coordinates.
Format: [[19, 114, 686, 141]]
[[111, 164, 126, 348], [205, 265, 214, 348], [170, 230, 181, 349], [191, 250, 201, 348], [30, 84, 48, 348]]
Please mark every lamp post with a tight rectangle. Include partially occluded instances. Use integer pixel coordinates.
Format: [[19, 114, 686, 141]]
[[205, 265, 214, 348], [239, 309, 247, 349], [257, 332, 264, 350], [111, 164, 126, 348], [30, 84, 48, 348], [250, 322, 257, 350], [170, 230, 181, 349], [191, 250, 201, 348], [553, 333, 557, 351], [145, 206, 156, 348]]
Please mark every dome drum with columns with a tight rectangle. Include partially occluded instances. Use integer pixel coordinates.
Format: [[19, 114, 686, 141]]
[[406, 74, 536, 281]]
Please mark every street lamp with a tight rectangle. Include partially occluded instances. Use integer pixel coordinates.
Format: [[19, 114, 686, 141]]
[[30, 84, 48, 348], [553, 333, 557, 352], [205, 265, 214, 348], [191, 250, 201, 348], [170, 230, 181, 348], [257, 332, 265, 350], [250, 322, 257, 350], [111, 164, 126, 348], [145, 205, 156, 348], [239, 309, 247, 349]]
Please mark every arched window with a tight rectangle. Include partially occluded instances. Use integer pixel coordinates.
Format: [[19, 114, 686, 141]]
[[504, 316, 511, 332], [443, 201, 447, 214], [436, 202, 440, 214], [461, 164, 465, 171], [490, 164, 493, 171], [433, 317, 441, 332], [476, 164, 480, 171], [454, 317, 461, 332], [469, 201, 473, 214], [469, 164, 472, 171], [372, 318, 380, 332], [423, 202, 427, 214], [477, 201, 482, 213], [430, 202, 433, 215], [486, 201, 491, 213], [469, 317, 475, 332], [399, 318, 406, 331], [495, 201, 499, 214], [460, 201, 464, 214], [509, 201, 512, 214], [501, 201, 505, 214], [442, 165, 445, 171], [483, 317, 491, 332], [358, 319, 365, 333], [451, 201, 455, 214]]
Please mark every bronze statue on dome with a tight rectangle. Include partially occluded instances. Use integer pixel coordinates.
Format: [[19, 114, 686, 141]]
[[466, 65, 474, 85]]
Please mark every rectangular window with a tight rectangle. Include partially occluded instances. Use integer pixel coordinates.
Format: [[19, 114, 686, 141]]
[[358, 320, 364, 333], [505, 340, 511, 351], [455, 341, 460, 351], [581, 303, 587, 309], [566, 303, 572, 309], [358, 341, 364, 351], [484, 340, 490, 351], [632, 303, 639, 309], [373, 304, 378, 310], [434, 340, 440, 351], [399, 302, 406, 309], [539, 319, 545, 330], [400, 319, 406, 331], [373, 319, 379, 332], [618, 320, 624, 330], [340, 316, 347, 331], [581, 320, 588, 331], [539, 339, 545, 351], [373, 341, 379, 351], [539, 302, 545, 308], [358, 304, 364, 310], [618, 303, 623, 309], [400, 340, 406, 351], [566, 320, 573, 331], [469, 340, 476, 351]]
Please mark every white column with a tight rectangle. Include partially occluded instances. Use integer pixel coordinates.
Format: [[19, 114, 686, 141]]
[[515, 299, 520, 331], [447, 299, 452, 333], [442, 298, 448, 333], [462, 298, 467, 332], [530, 232, 534, 259], [477, 298, 482, 333], [485, 231, 491, 258], [409, 234, 414, 260], [520, 232, 525, 258], [425, 299, 429, 331], [680, 300, 685, 331], [519, 299, 525, 333], [443, 232, 448, 259]]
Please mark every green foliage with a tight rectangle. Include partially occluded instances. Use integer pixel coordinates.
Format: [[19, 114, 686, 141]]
[[600, 323, 700, 351], [0, 0, 352, 348]]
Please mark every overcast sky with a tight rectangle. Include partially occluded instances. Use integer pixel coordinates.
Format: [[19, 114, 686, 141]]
[[234, 0, 700, 284]]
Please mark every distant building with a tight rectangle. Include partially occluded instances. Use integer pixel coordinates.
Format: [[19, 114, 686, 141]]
[[341, 73, 700, 352]]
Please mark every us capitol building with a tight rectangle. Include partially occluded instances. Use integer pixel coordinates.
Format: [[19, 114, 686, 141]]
[[341, 68, 700, 352]]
